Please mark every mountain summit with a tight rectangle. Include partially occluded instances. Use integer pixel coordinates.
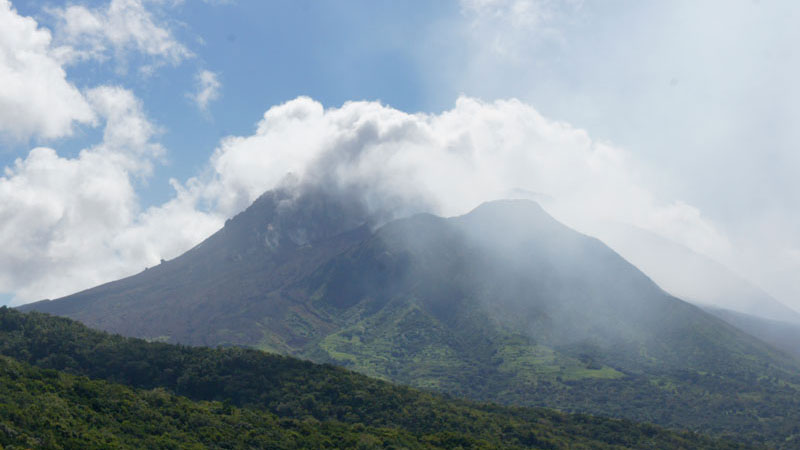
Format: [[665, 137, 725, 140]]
[[22, 191, 800, 443]]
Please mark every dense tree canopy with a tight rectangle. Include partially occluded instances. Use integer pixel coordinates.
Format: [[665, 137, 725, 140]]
[[0, 307, 749, 449]]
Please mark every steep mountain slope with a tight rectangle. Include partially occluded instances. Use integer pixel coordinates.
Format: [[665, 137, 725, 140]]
[[590, 222, 800, 324], [702, 306, 800, 359], [0, 308, 743, 450], [21, 192, 800, 444], [23, 188, 373, 348]]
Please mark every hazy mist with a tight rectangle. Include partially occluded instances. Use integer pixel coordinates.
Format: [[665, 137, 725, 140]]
[[1, 0, 798, 318]]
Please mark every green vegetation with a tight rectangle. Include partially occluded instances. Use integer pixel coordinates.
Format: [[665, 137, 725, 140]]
[[19, 196, 800, 446], [703, 306, 800, 359], [295, 291, 800, 446], [0, 356, 431, 449], [0, 307, 746, 449]]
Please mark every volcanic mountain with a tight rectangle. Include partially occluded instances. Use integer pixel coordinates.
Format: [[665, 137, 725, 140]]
[[591, 222, 800, 324], [22, 188, 800, 443]]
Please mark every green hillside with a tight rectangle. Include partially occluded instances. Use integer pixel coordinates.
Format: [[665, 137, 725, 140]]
[[294, 203, 800, 444], [0, 355, 431, 449], [0, 308, 743, 449], [21, 193, 800, 446]]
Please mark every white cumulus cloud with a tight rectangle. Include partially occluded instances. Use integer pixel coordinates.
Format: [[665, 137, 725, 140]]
[[0, 86, 220, 304], [0, 0, 95, 140], [177, 96, 730, 263], [3, 95, 732, 306]]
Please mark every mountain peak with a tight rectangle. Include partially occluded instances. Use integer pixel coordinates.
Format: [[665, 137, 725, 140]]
[[470, 198, 546, 214], [19, 189, 800, 445], [454, 198, 572, 249], [220, 186, 371, 251]]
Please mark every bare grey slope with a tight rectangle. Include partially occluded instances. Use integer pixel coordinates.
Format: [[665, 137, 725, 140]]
[[20, 194, 800, 446], [21, 187, 373, 347], [21, 192, 800, 445]]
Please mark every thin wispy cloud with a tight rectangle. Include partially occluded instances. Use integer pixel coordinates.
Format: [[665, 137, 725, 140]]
[[459, 0, 580, 61], [189, 69, 221, 112], [48, 0, 192, 72], [431, 0, 800, 307]]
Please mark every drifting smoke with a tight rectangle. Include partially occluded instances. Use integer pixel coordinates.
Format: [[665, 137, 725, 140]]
[[0, 95, 748, 311], [181, 96, 728, 253]]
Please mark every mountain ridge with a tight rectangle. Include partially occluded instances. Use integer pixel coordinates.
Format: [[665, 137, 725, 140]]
[[20, 191, 800, 444], [590, 221, 800, 324]]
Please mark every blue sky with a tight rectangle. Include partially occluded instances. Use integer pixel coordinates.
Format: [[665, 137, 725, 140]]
[[1, 0, 799, 311], [4, 0, 457, 206]]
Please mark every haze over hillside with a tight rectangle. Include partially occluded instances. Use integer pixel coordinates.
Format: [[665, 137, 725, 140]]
[[0, 307, 749, 449], [23, 187, 800, 445], [4, 0, 800, 316], [588, 222, 800, 324], [3, 1, 800, 448]]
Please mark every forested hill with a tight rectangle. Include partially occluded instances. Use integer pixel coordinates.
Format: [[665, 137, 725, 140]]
[[0, 308, 746, 449], [19, 195, 800, 446]]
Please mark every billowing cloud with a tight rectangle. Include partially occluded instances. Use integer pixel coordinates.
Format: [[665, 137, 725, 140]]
[[180, 95, 730, 263], [189, 69, 221, 112], [48, 0, 192, 70], [3, 0, 796, 315], [3, 95, 731, 305], [0, 0, 95, 140], [0, 86, 220, 304]]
